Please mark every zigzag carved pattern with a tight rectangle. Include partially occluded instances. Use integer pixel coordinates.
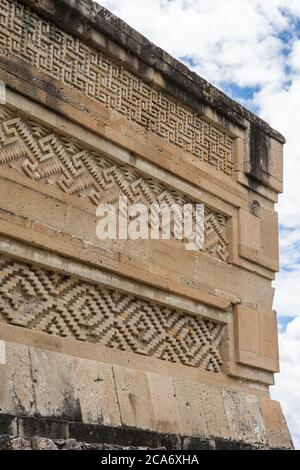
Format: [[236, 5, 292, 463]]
[[0, 0, 234, 176], [0, 105, 229, 261], [0, 255, 224, 372]]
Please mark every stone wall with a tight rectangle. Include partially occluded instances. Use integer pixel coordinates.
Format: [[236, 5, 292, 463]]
[[0, 0, 293, 449]]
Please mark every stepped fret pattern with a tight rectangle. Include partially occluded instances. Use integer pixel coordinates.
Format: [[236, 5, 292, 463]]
[[0, 0, 234, 175], [0, 255, 224, 372], [0, 105, 229, 261]]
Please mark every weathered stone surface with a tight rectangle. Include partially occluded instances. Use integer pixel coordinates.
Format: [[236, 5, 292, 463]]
[[9, 437, 32, 450], [0, 435, 11, 450], [114, 366, 156, 431], [174, 379, 209, 437], [0, 343, 35, 416], [30, 348, 81, 421], [74, 359, 121, 427], [31, 437, 58, 450], [197, 384, 231, 440], [222, 390, 267, 445], [147, 373, 182, 435], [61, 439, 82, 451]]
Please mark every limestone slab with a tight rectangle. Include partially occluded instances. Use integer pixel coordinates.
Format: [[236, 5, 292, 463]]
[[113, 365, 156, 431], [147, 373, 182, 435]]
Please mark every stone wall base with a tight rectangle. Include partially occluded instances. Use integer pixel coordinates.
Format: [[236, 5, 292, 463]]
[[0, 415, 282, 450], [0, 340, 293, 450]]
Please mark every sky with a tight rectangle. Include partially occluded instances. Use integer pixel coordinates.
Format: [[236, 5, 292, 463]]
[[98, 0, 300, 448]]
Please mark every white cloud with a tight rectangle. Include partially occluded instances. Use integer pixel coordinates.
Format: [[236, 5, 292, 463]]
[[272, 318, 300, 449], [97, 0, 300, 448]]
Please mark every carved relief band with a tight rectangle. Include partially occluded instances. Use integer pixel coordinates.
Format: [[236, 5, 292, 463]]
[[0, 0, 234, 176], [0, 104, 230, 261], [0, 254, 225, 372]]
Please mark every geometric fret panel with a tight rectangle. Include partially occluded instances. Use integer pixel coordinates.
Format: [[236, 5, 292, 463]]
[[0, 255, 225, 372], [0, 0, 234, 176]]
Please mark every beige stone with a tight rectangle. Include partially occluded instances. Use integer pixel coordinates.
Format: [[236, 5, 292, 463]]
[[198, 384, 231, 439], [74, 359, 121, 427], [113, 365, 156, 431], [222, 390, 267, 445], [234, 305, 279, 372], [260, 398, 293, 449], [239, 209, 261, 253], [147, 373, 182, 434], [174, 379, 231, 439], [0, 0, 291, 449], [0, 342, 35, 416], [30, 347, 81, 421]]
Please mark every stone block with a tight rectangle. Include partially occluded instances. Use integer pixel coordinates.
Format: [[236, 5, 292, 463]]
[[0, 340, 6, 365], [113, 365, 156, 431], [30, 347, 81, 421], [260, 398, 293, 449], [234, 306, 279, 372], [0, 0, 290, 450], [173, 379, 208, 437], [174, 379, 231, 439], [235, 305, 260, 354], [222, 390, 267, 445], [147, 373, 182, 435], [0, 342, 35, 416], [259, 310, 279, 366], [74, 359, 121, 427], [239, 209, 260, 253], [31, 436, 58, 450], [198, 384, 231, 439]]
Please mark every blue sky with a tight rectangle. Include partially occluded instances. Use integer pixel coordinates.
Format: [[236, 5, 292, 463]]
[[98, 0, 300, 448]]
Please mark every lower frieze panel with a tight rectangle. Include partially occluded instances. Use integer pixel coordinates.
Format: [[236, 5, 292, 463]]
[[0, 254, 224, 372]]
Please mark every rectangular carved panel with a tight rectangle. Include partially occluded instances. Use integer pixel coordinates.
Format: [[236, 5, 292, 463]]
[[0, 254, 225, 372], [0, 0, 234, 175], [0, 104, 230, 261]]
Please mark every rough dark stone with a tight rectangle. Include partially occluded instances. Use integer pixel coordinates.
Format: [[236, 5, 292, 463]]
[[61, 438, 82, 450], [182, 437, 215, 450], [9, 437, 32, 450], [0, 414, 290, 450], [18, 416, 69, 441], [68, 421, 181, 449], [82, 442, 104, 450], [0, 415, 17, 436]]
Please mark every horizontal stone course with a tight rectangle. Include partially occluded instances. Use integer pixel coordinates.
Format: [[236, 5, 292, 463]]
[[0, 341, 293, 449]]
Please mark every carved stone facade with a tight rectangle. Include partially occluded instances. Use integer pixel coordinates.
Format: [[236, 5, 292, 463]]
[[0, 0, 293, 450]]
